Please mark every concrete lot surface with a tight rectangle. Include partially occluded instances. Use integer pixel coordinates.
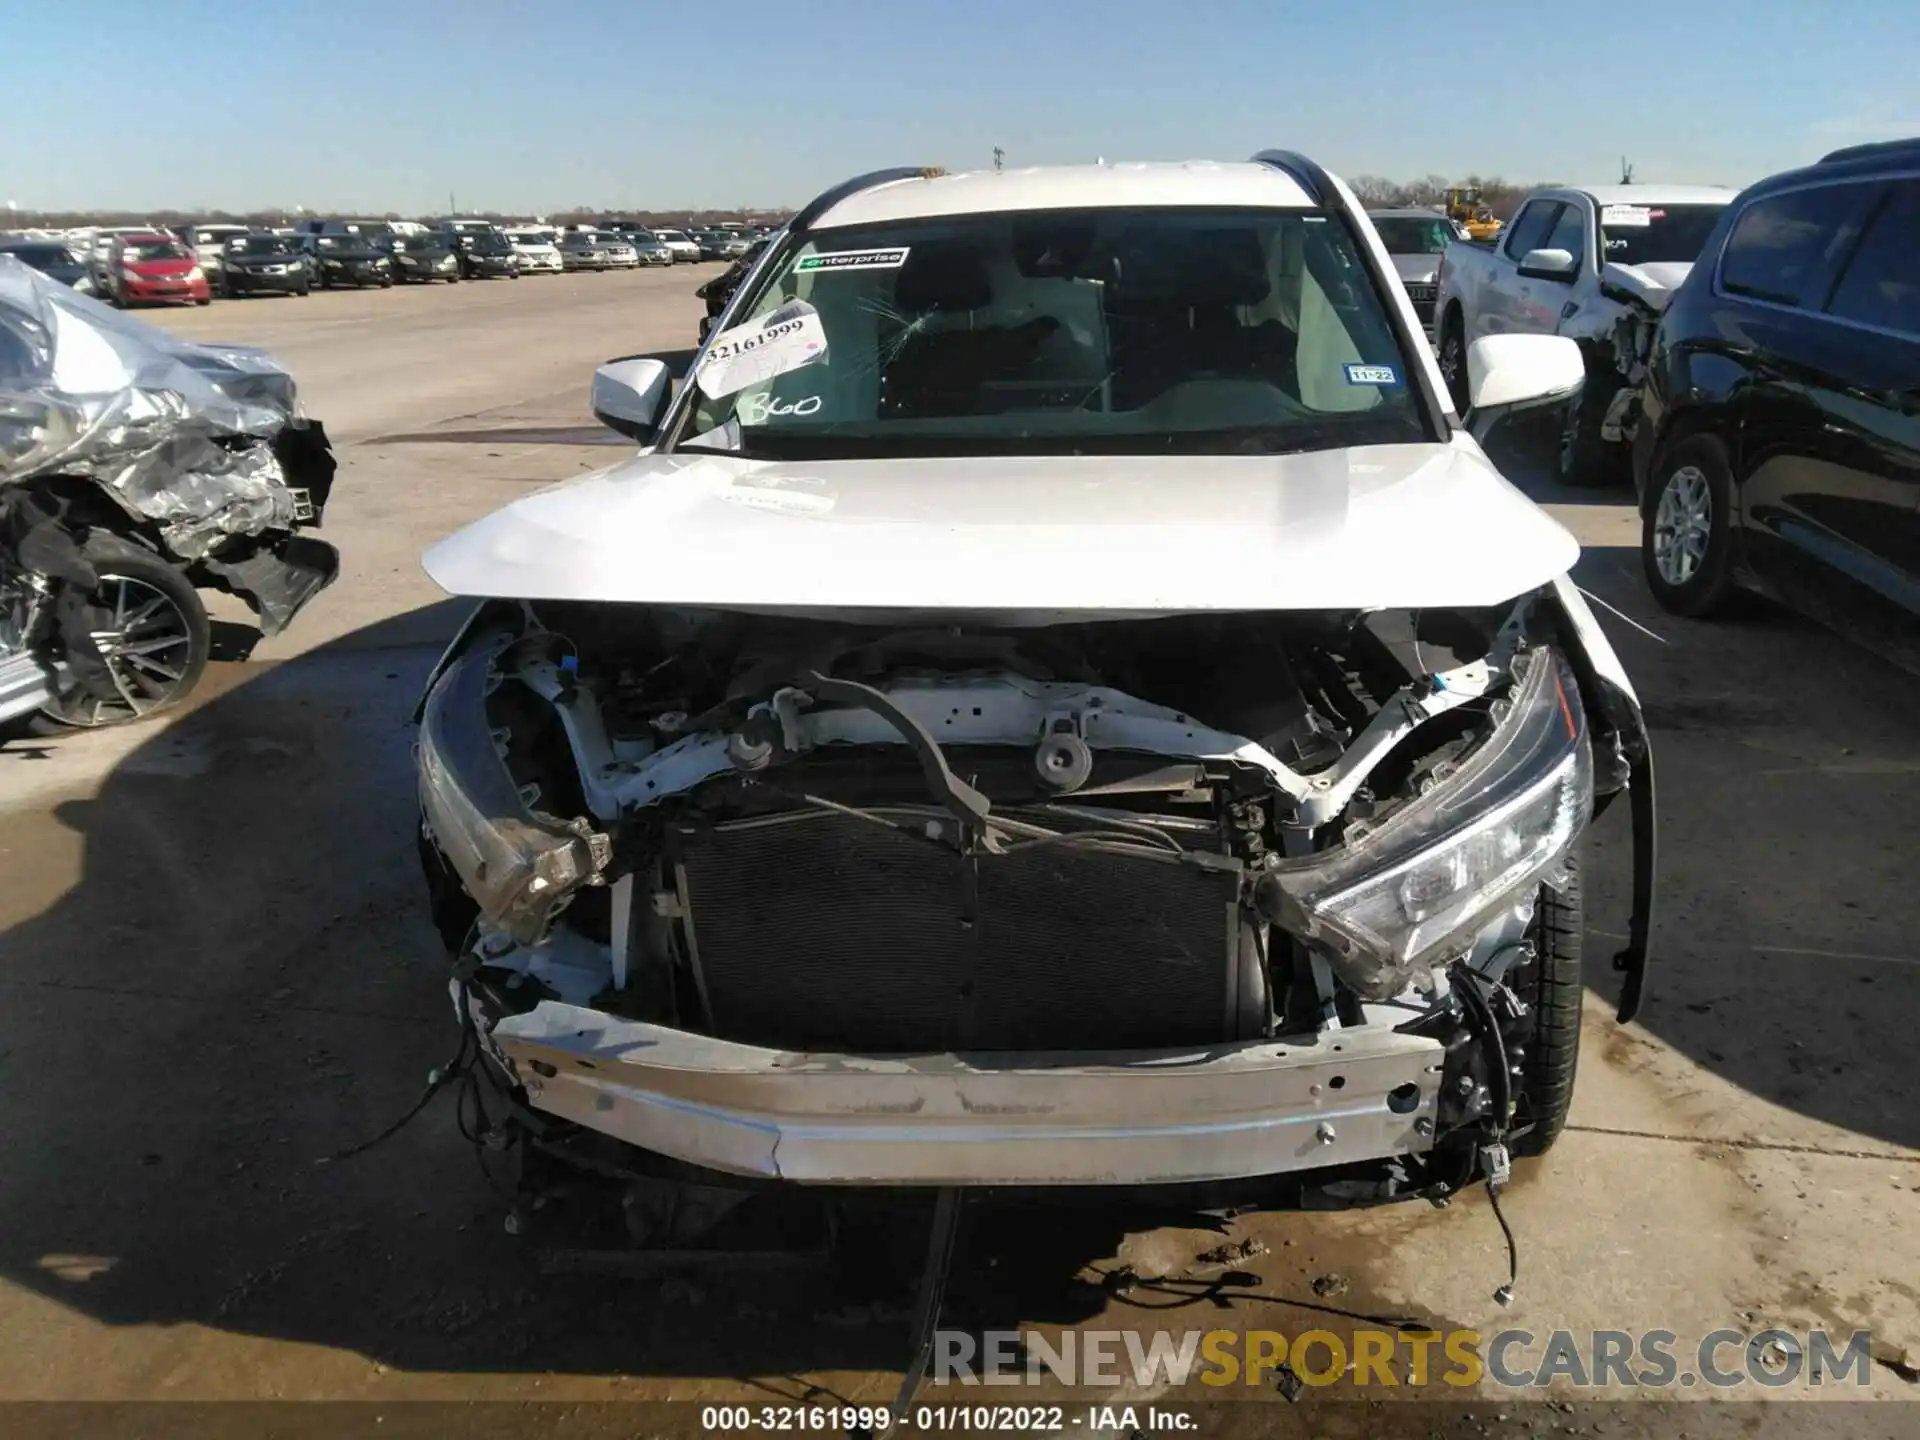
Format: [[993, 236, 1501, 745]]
[[0, 271, 1914, 1433]]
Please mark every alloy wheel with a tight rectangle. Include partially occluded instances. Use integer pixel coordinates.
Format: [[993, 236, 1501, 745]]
[[1652, 464, 1713, 586], [70, 574, 197, 725], [1439, 328, 1465, 407]]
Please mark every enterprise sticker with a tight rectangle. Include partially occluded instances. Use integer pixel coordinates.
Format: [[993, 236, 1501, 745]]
[[697, 300, 828, 399], [1601, 204, 1652, 228], [795, 247, 910, 273], [1344, 363, 1400, 386]]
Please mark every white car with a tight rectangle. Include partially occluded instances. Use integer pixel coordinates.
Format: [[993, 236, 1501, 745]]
[[506, 229, 563, 274], [80, 225, 160, 287], [412, 156, 1654, 1219], [1432, 184, 1734, 484], [650, 226, 701, 263], [599, 236, 639, 269]]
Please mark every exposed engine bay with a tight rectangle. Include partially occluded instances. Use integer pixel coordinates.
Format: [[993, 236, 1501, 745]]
[[415, 584, 1647, 1196]]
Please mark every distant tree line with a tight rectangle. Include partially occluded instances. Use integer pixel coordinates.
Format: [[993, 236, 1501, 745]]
[[1343, 175, 1556, 221]]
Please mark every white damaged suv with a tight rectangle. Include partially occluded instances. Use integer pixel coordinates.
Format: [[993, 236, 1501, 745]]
[[413, 155, 1655, 1210]]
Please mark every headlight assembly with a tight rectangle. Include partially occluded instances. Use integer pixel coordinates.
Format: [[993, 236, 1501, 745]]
[[416, 636, 610, 943], [1258, 647, 1592, 1000]]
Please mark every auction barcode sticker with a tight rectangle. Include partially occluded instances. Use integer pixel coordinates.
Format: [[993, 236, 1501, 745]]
[[796, 247, 910, 273], [1600, 205, 1653, 228], [697, 300, 828, 398]]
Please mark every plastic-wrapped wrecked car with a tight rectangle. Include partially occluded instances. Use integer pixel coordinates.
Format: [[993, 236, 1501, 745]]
[[412, 156, 1656, 1216], [0, 258, 338, 727]]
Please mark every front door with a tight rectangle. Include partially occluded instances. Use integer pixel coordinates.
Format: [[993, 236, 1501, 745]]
[[1736, 178, 1920, 661]]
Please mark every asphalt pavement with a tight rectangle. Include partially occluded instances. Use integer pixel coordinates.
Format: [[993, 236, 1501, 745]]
[[0, 269, 1913, 1427]]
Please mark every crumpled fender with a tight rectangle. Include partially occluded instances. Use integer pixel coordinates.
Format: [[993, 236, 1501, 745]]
[[1546, 575, 1656, 1023]]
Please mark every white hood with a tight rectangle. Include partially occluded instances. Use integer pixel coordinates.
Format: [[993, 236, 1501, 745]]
[[423, 438, 1579, 617], [1601, 260, 1695, 314]]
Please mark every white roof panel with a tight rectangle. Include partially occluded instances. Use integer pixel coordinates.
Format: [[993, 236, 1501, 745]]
[[1568, 184, 1736, 207], [814, 162, 1317, 229]]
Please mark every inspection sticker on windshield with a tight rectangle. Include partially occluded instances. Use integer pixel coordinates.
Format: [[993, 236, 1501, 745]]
[[1344, 363, 1400, 386], [696, 300, 828, 399], [795, 247, 910, 274], [1601, 204, 1653, 227]]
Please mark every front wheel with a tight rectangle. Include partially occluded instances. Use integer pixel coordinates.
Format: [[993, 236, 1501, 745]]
[[1556, 378, 1626, 488], [39, 533, 210, 728], [195, 295, 212, 306], [1642, 434, 1740, 617], [1437, 314, 1469, 413], [1508, 858, 1583, 1158]]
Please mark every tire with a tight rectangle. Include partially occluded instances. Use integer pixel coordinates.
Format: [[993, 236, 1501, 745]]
[[1437, 311, 1469, 413], [380, 278, 393, 288], [195, 295, 211, 306], [1509, 858, 1583, 1158], [1555, 376, 1626, 488], [39, 533, 211, 729], [1641, 433, 1740, 617]]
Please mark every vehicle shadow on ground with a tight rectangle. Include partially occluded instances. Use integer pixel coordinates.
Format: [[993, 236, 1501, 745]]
[[1486, 427, 1920, 1158], [0, 511, 1915, 1386], [360, 350, 700, 451]]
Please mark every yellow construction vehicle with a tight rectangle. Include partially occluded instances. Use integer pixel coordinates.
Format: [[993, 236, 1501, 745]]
[[1445, 187, 1503, 243]]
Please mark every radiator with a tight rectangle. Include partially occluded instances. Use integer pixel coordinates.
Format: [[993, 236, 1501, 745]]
[[674, 811, 1243, 1053]]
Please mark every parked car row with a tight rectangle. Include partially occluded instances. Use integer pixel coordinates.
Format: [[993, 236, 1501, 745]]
[[0, 216, 761, 309]]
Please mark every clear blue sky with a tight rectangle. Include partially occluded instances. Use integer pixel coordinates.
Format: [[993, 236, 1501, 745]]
[[4, 0, 1914, 214]]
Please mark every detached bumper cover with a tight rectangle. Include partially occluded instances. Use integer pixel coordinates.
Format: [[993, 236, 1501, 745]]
[[492, 1001, 1443, 1186]]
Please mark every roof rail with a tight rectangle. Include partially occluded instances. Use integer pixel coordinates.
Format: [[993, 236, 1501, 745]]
[[1818, 137, 1920, 165], [1249, 150, 1327, 204], [789, 167, 941, 234]]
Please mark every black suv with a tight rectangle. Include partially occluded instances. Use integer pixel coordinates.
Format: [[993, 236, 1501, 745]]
[[382, 233, 462, 283], [452, 230, 519, 279], [1634, 139, 1920, 663], [216, 233, 312, 297], [293, 232, 392, 289]]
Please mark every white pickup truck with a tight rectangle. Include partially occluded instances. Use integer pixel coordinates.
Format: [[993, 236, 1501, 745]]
[[1433, 185, 1733, 484]]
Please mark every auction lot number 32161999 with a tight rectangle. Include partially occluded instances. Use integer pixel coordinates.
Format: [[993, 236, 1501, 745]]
[[699, 1406, 1122, 1432]]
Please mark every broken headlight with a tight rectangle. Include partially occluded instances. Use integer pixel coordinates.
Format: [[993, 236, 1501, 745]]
[[416, 636, 608, 944], [1262, 647, 1591, 1000]]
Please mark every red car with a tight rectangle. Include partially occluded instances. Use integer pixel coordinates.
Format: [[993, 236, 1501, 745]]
[[103, 232, 211, 308]]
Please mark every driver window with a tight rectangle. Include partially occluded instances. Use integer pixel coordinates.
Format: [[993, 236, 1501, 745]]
[[1503, 202, 1561, 261], [1541, 204, 1586, 272]]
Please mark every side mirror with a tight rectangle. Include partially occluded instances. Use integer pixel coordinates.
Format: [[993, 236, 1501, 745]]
[[1465, 334, 1585, 442], [591, 357, 671, 442], [1517, 247, 1578, 282]]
